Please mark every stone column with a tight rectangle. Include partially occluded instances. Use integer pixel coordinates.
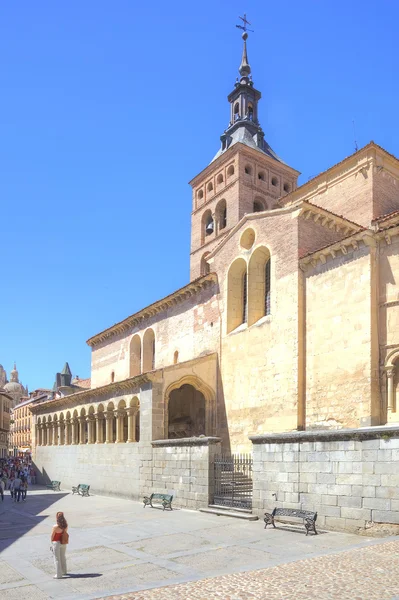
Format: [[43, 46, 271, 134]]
[[95, 414, 104, 443], [126, 407, 138, 443], [386, 367, 395, 418], [47, 423, 53, 446], [38, 424, 43, 446], [88, 416, 95, 444], [65, 419, 71, 445], [105, 412, 113, 443], [78, 416, 86, 444], [53, 422, 59, 446], [58, 422, 64, 445], [115, 410, 125, 443], [72, 419, 78, 445]]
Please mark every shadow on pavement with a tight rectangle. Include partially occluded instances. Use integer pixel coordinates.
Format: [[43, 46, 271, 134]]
[[0, 489, 70, 553]]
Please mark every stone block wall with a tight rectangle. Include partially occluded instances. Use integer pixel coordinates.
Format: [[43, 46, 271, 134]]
[[35, 442, 142, 500], [250, 427, 399, 533], [146, 437, 221, 509], [34, 436, 221, 510]]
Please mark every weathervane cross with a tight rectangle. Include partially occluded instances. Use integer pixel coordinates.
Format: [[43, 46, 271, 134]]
[[236, 13, 254, 33]]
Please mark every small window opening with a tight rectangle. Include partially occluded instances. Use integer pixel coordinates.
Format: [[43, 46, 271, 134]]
[[111, 371, 115, 383], [174, 351, 179, 364], [258, 171, 265, 181], [247, 104, 254, 120], [207, 181, 213, 192], [283, 183, 290, 193], [217, 173, 223, 184], [271, 177, 278, 187], [242, 273, 248, 324], [265, 259, 271, 316], [234, 102, 240, 120], [245, 165, 252, 175], [198, 189, 204, 199], [221, 207, 227, 229], [205, 214, 214, 236], [253, 200, 265, 212], [227, 165, 235, 177]]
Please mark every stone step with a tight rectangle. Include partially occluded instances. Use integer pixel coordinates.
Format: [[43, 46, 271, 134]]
[[199, 507, 259, 520], [208, 504, 252, 514]]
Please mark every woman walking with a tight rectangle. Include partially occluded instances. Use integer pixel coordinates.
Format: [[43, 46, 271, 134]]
[[51, 511, 68, 579]]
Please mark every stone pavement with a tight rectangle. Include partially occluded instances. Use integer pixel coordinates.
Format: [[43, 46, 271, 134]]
[[0, 487, 398, 600], [103, 539, 399, 599]]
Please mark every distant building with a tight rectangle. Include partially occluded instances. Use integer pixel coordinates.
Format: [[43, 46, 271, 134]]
[[0, 388, 12, 457], [1, 363, 28, 408]]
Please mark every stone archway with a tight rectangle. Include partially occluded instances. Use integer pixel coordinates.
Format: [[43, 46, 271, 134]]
[[165, 376, 215, 439], [168, 384, 205, 438]]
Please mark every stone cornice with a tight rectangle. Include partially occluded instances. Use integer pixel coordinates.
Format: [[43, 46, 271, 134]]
[[206, 200, 362, 262], [86, 273, 217, 347], [30, 373, 154, 414], [152, 436, 222, 447], [300, 230, 375, 270], [249, 425, 399, 444], [299, 201, 362, 234], [189, 142, 299, 188]]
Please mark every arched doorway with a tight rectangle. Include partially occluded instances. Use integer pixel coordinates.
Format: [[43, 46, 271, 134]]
[[168, 384, 206, 438]]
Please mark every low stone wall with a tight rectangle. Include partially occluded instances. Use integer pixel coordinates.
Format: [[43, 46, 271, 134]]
[[33, 436, 221, 508], [147, 437, 221, 509], [34, 442, 143, 499], [250, 426, 399, 533]]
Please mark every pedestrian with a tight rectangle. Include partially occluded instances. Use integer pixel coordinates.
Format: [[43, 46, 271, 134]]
[[21, 478, 28, 502], [51, 511, 68, 579], [12, 474, 21, 502], [0, 477, 4, 502]]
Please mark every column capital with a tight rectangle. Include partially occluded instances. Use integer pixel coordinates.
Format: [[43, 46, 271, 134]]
[[78, 415, 86, 423], [385, 366, 395, 377], [126, 407, 139, 417], [105, 411, 114, 421], [94, 413, 104, 421]]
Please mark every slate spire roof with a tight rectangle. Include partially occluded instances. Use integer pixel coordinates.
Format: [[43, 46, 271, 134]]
[[212, 31, 285, 165]]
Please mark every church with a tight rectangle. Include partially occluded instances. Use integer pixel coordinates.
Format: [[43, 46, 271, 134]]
[[31, 31, 399, 508]]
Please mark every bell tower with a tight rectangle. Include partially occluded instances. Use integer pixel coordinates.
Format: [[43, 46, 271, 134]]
[[189, 20, 300, 280]]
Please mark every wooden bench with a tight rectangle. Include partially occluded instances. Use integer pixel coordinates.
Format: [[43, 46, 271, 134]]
[[72, 484, 90, 497], [264, 507, 318, 536], [143, 493, 173, 511], [45, 481, 61, 491]]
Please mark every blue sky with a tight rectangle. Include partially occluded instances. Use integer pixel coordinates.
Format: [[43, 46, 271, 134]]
[[1, 1, 398, 391]]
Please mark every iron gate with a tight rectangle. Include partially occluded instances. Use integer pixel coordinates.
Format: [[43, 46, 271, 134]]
[[213, 453, 253, 509]]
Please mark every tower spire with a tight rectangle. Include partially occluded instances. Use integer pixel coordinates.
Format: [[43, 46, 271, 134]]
[[239, 32, 251, 83]]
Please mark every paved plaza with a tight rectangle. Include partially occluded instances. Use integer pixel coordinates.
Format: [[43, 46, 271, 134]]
[[0, 488, 398, 600]]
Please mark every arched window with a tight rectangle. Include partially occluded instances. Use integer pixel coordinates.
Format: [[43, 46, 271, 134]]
[[227, 165, 235, 177], [215, 199, 227, 232], [258, 171, 265, 181], [197, 189, 204, 200], [111, 371, 115, 383], [271, 176, 278, 187], [253, 199, 265, 212], [201, 210, 214, 243], [201, 252, 211, 275], [217, 173, 223, 184], [174, 351, 179, 364], [234, 102, 239, 120], [227, 258, 247, 333], [248, 246, 271, 326], [143, 328, 155, 372], [129, 335, 141, 377], [245, 165, 252, 175], [207, 181, 213, 192], [247, 103, 253, 120]]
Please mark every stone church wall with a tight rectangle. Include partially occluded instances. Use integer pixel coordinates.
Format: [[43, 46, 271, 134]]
[[251, 427, 399, 533], [304, 243, 379, 429], [91, 284, 220, 389], [213, 211, 302, 451]]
